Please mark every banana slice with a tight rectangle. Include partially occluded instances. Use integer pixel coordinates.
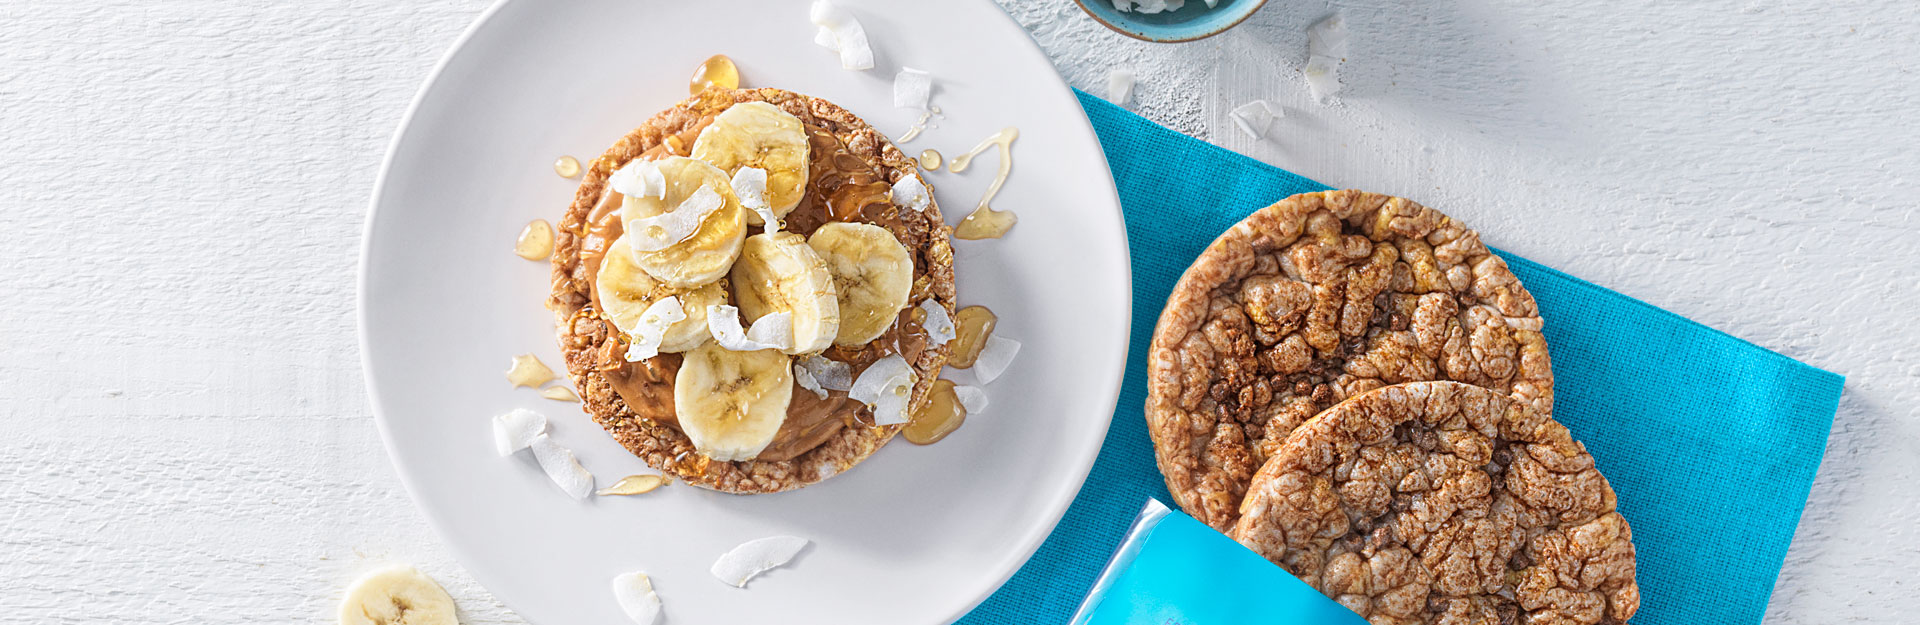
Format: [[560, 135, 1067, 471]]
[[690, 102, 809, 222], [730, 231, 840, 355], [674, 342, 794, 462], [807, 223, 913, 346], [619, 157, 747, 287], [598, 235, 727, 355], [338, 565, 457, 625]]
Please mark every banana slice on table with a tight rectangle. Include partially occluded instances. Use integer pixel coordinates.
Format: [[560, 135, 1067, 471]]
[[619, 156, 747, 287], [690, 101, 809, 224], [598, 235, 726, 355], [807, 222, 914, 346], [675, 342, 794, 462], [730, 231, 840, 355], [338, 565, 457, 625]]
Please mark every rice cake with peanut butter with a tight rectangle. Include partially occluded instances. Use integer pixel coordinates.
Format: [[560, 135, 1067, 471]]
[[549, 87, 955, 494], [1145, 190, 1554, 530]]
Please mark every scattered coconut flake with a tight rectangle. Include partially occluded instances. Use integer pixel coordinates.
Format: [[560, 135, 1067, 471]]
[[1204, 0, 1218, 6], [624, 296, 687, 362], [625, 186, 723, 253], [800, 355, 854, 392], [1229, 100, 1285, 139], [893, 67, 932, 111], [609, 160, 668, 201], [919, 300, 956, 346], [1113, 0, 1185, 14], [953, 384, 990, 414], [793, 363, 828, 398], [611, 572, 662, 625], [1308, 12, 1349, 58], [891, 174, 930, 213], [597, 474, 668, 496], [808, 1, 874, 71], [1106, 68, 1135, 105], [492, 408, 548, 456], [972, 335, 1021, 385], [529, 434, 594, 499], [1303, 55, 1342, 102], [848, 355, 915, 425], [707, 305, 794, 352], [730, 167, 779, 231], [710, 536, 809, 588]]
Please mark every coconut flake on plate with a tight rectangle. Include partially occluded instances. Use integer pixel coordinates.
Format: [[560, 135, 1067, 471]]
[[808, 0, 874, 71], [710, 536, 809, 588], [800, 355, 854, 391], [919, 300, 955, 346], [793, 363, 827, 398], [706, 305, 794, 352], [492, 408, 548, 456], [730, 167, 780, 231], [848, 355, 915, 425], [893, 67, 932, 111], [891, 174, 930, 213], [972, 335, 1021, 385], [624, 296, 687, 362], [608, 159, 668, 200], [610, 572, 662, 625], [624, 185, 724, 253], [1113, 0, 1185, 14], [529, 434, 594, 499], [1228, 100, 1285, 138], [953, 384, 989, 414], [1106, 68, 1135, 105], [1303, 13, 1347, 102]]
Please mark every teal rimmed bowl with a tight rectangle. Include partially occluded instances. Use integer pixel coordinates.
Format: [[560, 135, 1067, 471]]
[[1072, 0, 1268, 43]]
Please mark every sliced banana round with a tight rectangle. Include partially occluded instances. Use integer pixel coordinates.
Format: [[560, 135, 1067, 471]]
[[731, 231, 840, 355], [619, 156, 747, 288], [597, 235, 727, 355], [675, 342, 793, 462], [338, 565, 457, 625], [807, 222, 914, 346], [690, 101, 810, 223]]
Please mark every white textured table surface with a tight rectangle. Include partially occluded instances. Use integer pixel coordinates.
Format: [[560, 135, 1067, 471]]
[[2, 1, 1914, 623]]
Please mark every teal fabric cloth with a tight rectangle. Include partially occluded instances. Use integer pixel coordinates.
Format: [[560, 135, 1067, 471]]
[[957, 90, 1844, 625]]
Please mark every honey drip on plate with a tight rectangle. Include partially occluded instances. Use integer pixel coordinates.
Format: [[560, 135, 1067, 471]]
[[946, 306, 998, 369], [903, 379, 966, 445], [506, 354, 556, 388], [947, 127, 1019, 240], [596, 474, 668, 496], [538, 385, 578, 402], [688, 54, 740, 95], [515, 219, 554, 260], [918, 149, 943, 170], [553, 155, 581, 179], [673, 451, 713, 476]]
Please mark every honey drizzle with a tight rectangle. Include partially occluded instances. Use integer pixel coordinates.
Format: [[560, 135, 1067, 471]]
[[947, 127, 1020, 240], [918, 149, 943, 170], [515, 219, 554, 260], [903, 379, 965, 445], [506, 354, 556, 388], [688, 54, 740, 95], [946, 306, 998, 369], [553, 155, 581, 179]]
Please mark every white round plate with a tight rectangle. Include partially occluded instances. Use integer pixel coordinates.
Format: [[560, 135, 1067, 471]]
[[360, 0, 1129, 623]]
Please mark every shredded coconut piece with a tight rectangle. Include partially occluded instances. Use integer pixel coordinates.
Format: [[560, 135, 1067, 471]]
[[624, 296, 687, 362], [624, 185, 723, 253], [849, 355, 915, 425], [610, 572, 662, 625], [808, 1, 874, 71], [608, 160, 667, 200], [492, 408, 547, 456], [1113, 0, 1185, 14], [1107, 68, 1136, 105], [1303, 13, 1347, 102], [972, 335, 1021, 385], [920, 300, 956, 346], [1229, 100, 1285, 138], [707, 305, 794, 352], [730, 167, 779, 231], [793, 363, 827, 398], [953, 384, 989, 414], [529, 434, 594, 499], [893, 67, 932, 110], [710, 536, 809, 588], [891, 174, 930, 213], [800, 355, 854, 391]]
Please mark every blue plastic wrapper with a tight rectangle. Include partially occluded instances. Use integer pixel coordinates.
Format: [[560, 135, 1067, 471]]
[[1069, 499, 1369, 625]]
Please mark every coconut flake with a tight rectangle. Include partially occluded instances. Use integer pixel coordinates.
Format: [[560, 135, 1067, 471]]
[[730, 167, 779, 231], [529, 434, 594, 499], [492, 408, 548, 456], [1106, 68, 1135, 105], [1308, 12, 1349, 58], [972, 335, 1021, 385], [625, 185, 723, 253], [800, 355, 854, 391], [1229, 100, 1285, 139], [1303, 55, 1342, 102], [609, 160, 668, 201], [891, 174, 930, 213], [919, 300, 955, 346], [893, 67, 932, 110], [793, 363, 827, 398], [848, 355, 915, 425], [953, 384, 989, 414], [1113, 0, 1185, 14], [707, 305, 794, 352], [808, 1, 873, 71], [711, 536, 809, 588], [611, 572, 662, 625], [624, 296, 687, 362]]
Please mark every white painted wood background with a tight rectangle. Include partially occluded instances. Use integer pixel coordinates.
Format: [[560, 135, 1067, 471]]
[[1, 0, 1913, 622]]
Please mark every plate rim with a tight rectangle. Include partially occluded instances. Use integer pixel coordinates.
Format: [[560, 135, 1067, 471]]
[[356, 0, 1133, 622]]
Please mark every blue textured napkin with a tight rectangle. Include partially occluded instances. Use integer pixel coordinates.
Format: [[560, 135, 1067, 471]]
[[956, 91, 1844, 625]]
